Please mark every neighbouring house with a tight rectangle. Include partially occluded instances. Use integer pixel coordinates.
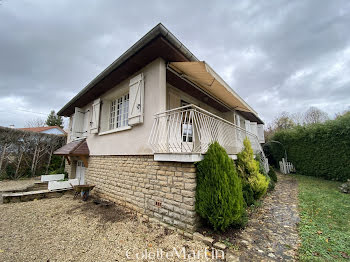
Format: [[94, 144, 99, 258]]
[[54, 23, 268, 231], [19, 126, 66, 136]]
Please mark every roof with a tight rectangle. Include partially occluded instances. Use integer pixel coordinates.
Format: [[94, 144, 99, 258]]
[[58, 23, 198, 117], [18, 126, 66, 135], [58, 23, 263, 124], [53, 139, 89, 156]]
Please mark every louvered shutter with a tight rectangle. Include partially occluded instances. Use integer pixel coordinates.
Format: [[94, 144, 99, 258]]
[[90, 98, 101, 134], [235, 114, 241, 127], [250, 122, 258, 137], [128, 73, 144, 126], [71, 107, 85, 140], [257, 124, 265, 143], [244, 120, 251, 133]]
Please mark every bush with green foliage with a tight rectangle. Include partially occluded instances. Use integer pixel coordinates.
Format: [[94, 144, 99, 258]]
[[195, 142, 244, 231], [237, 138, 269, 202], [268, 166, 277, 183], [268, 112, 350, 181]]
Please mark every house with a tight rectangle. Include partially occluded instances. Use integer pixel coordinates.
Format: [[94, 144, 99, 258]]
[[18, 126, 66, 136], [54, 23, 268, 231]]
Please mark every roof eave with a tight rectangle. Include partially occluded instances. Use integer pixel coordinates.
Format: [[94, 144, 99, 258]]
[[58, 23, 198, 116]]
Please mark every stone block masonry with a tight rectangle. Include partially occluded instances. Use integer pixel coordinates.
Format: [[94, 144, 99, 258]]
[[86, 155, 198, 231]]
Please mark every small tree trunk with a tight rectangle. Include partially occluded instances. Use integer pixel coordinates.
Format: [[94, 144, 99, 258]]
[[15, 151, 23, 179], [31, 145, 38, 176], [46, 147, 53, 175], [0, 144, 7, 174]]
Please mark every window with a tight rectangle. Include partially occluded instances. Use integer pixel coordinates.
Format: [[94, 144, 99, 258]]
[[109, 94, 129, 130], [181, 100, 193, 142]]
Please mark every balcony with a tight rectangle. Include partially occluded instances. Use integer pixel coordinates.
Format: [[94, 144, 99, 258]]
[[149, 104, 268, 170]]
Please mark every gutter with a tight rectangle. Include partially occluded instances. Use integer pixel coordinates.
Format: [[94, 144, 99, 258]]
[[58, 23, 199, 116]]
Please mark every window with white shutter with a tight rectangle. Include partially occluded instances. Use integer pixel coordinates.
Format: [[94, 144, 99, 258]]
[[244, 120, 251, 133], [257, 124, 265, 143], [235, 114, 241, 127], [109, 94, 129, 130], [71, 107, 85, 140], [250, 122, 258, 137], [128, 73, 144, 126], [90, 98, 101, 134]]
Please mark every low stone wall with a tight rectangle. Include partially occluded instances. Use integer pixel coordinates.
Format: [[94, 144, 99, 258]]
[[86, 155, 198, 231]]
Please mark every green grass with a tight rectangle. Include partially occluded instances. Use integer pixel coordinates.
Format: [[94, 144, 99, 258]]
[[295, 174, 350, 261]]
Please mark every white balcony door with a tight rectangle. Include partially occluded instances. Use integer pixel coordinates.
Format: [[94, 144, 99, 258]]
[[180, 101, 193, 153], [76, 160, 85, 185]]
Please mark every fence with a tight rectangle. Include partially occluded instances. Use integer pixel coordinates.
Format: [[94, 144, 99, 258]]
[[279, 158, 295, 174]]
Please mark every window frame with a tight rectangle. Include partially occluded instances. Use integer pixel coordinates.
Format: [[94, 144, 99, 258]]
[[107, 93, 130, 133]]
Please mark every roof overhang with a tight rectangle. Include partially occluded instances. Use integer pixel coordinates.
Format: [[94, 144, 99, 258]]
[[53, 139, 89, 156], [58, 23, 198, 117]]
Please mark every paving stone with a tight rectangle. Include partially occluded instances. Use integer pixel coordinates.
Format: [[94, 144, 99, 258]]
[[233, 173, 300, 261]]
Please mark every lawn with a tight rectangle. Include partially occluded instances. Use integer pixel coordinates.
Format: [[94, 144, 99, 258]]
[[296, 174, 350, 261]]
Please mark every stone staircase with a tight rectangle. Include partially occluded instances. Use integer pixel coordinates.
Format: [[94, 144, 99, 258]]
[[0, 181, 71, 204]]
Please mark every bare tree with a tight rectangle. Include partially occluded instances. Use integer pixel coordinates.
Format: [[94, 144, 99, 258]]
[[273, 112, 295, 131], [25, 118, 46, 128], [303, 107, 329, 125], [0, 127, 65, 179]]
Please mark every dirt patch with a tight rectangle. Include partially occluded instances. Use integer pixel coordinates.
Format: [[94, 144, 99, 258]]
[[65, 198, 135, 224]]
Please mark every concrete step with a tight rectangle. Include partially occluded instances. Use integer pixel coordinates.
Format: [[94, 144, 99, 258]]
[[1, 189, 71, 204]]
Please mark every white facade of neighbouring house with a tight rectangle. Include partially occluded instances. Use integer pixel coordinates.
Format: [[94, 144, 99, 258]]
[[54, 23, 268, 232]]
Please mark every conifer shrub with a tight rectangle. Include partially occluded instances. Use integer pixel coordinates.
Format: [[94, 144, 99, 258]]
[[237, 138, 269, 201], [242, 180, 255, 206], [195, 142, 244, 231], [268, 166, 278, 183]]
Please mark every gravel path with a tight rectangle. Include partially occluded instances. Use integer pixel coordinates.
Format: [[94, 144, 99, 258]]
[[0, 195, 220, 262], [232, 173, 300, 261]]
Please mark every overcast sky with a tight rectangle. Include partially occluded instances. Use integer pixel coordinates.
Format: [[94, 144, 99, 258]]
[[1, 0, 349, 128]]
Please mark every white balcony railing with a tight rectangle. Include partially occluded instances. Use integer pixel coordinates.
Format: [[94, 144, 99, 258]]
[[149, 104, 269, 172]]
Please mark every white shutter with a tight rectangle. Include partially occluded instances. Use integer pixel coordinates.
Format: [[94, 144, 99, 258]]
[[90, 98, 101, 134], [128, 73, 144, 126], [250, 122, 258, 137], [235, 114, 241, 127], [244, 120, 251, 133], [71, 107, 85, 140], [257, 124, 265, 143]]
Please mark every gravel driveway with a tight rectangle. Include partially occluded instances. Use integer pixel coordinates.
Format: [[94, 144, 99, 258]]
[[0, 195, 220, 262]]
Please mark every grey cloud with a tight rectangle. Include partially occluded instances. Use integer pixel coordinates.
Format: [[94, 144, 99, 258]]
[[0, 0, 349, 128]]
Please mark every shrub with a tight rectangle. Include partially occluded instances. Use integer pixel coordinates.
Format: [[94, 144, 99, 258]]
[[196, 142, 244, 231], [268, 167, 277, 183], [267, 176, 275, 191], [248, 172, 269, 198], [268, 113, 350, 181], [237, 138, 269, 201], [242, 180, 254, 206]]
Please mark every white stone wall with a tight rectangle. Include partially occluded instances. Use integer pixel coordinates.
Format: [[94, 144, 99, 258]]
[[86, 155, 198, 231]]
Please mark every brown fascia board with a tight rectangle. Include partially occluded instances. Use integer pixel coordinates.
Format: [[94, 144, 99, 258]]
[[58, 23, 199, 117]]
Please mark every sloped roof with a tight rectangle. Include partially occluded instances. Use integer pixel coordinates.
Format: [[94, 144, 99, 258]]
[[18, 126, 66, 135], [58, 23, 198, 117], [53, 139, 89, 156]]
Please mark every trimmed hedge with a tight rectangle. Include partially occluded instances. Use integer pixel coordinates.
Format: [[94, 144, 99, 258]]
[[268, 113, 350, 181], [195, 142, 244, 231]]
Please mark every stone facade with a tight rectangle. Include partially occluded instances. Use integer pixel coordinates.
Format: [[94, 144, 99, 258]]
[[86, 155, 198, 231]]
